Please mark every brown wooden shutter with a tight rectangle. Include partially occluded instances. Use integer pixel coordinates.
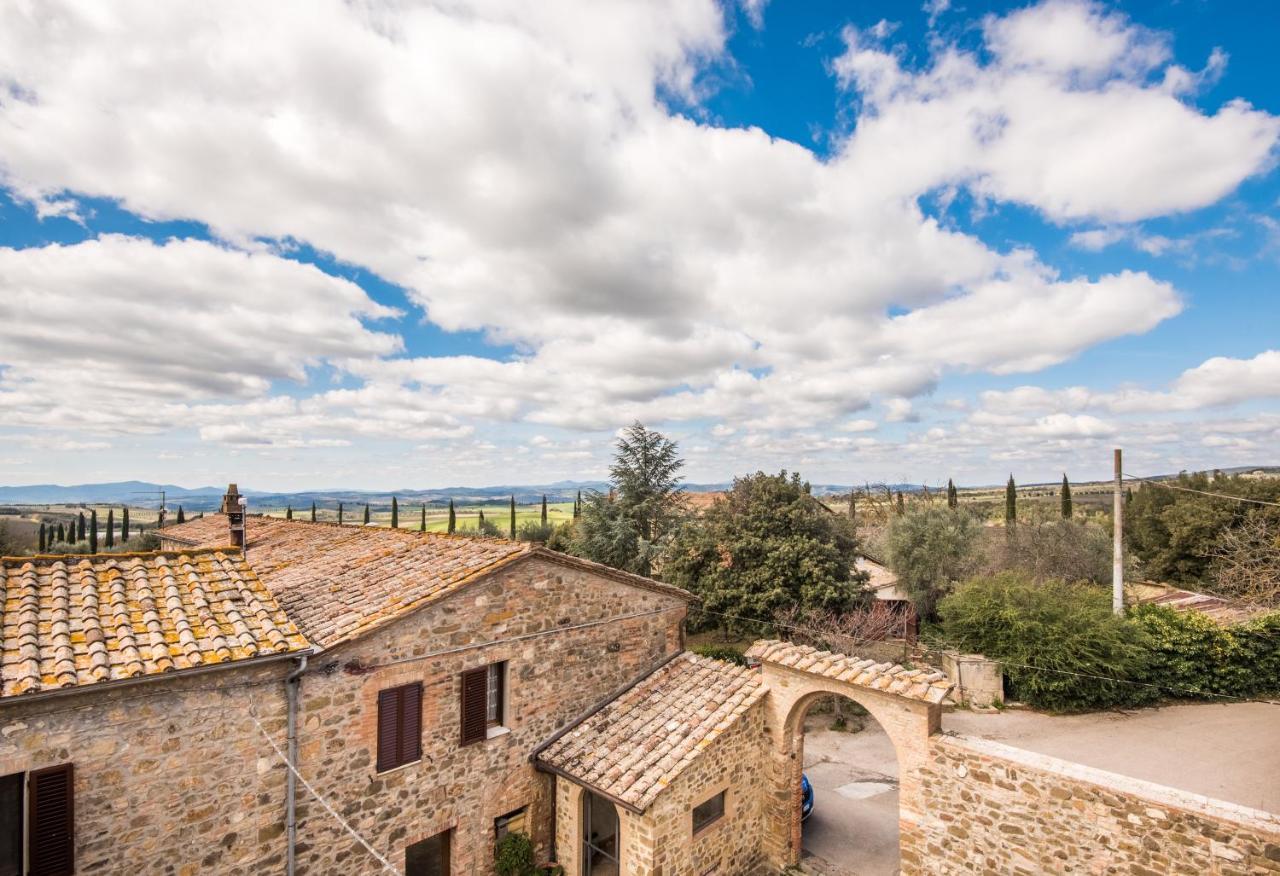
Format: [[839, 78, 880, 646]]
[[460, 667, 488, 746], [28, 763, 73, 876], [377, 688, 401, 772], [400, 682, 422, 766]]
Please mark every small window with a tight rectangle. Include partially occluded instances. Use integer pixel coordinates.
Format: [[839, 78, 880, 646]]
[[1, 764, 75, 876], [460, 661, 507, 745], [692, 790, 726, 835], [377, 683, 423, 772], [494, 807, 527, 842]]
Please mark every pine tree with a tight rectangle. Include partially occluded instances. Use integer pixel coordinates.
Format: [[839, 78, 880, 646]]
[[39, 522, 47, 552], [311, 502, 317, 523], [363, 504, 371, 525], [447, 500, 456, 534], [286, 505, 293, 521], [509, 495, 516, 539], [78, 512, 86, 541], [1005, 475, 1017, 527], [541, 494, 548, 526], [1060, 473, 1073, 519], [89, 510, 99, 554], [896, 491, 905, 515], [338, 502, 345, 525], [122, 507, 130, 542], [177, 505, 185, 525], [420, 505, 426, 532], [57, 522, 66, 543], [106, 509, 115, 548], [391, 496, 399, 529], [947, 479, 958, 509]]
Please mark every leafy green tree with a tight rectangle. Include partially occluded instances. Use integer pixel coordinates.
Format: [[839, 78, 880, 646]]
[[509, 496, 516, 539], [391, 496, 399, 529], [494, 831, 535, 876], [106, 509, 115, 548], [946, 479, 958, 509], [363, 504, 371, 525], [447, 499, 456, 533], [122, 507, 130, 541], [311, 502, 317, 523], [89, 511, 99, 554], [665, 471, 863, 634], [1060, 474, 1073, 519], [885, 505, 982, 621], [1005, 475, 1017, 526], [570, 422, 686, 576]]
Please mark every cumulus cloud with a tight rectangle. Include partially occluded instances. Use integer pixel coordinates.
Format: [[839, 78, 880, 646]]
[[0, 0, 1273, 482]]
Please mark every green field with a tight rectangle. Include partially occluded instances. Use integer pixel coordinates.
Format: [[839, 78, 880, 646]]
[[260, 501, 576, 535]]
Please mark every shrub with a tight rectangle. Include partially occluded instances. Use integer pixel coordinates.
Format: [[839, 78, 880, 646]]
[[886, 506, 981, 621], [1130, 604, 1280, 699], [494, 831, 535, 876], [691, 644, 747, 665], [939, 573, 1155, 712]]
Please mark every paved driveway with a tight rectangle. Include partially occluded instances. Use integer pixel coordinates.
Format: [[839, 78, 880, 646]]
[[801, 701, 1280, 875]]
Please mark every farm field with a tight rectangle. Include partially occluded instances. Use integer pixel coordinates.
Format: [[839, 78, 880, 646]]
[[258, 500, 576, 534]]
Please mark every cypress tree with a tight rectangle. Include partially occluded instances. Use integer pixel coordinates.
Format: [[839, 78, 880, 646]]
[[847, 490, 856, 520], [78, 512, 86, 541], [39, 522, 47, 552], [338, 502, 344, 525], [509, 495, 516, 539], [946, 479, 958, 509], [286, 505, 293, 521], [1060, 473, 1073, 519], [541, 495, 548, 526], [176, 505, 185, 525], [89, 510, 99, 554], [574, 490, 581, 519], [57, 522, 66, 543], [106, 509, 115, 548], [391, 496, 399, 529], [1005, 475, 1017, 526], [420, 504, 426, 532], [363, 504, 371, 525], [311, 501, 317, 523], [122, 506, 130, 542], [447, 500, 456, 533], [896, 491, 905, 515]]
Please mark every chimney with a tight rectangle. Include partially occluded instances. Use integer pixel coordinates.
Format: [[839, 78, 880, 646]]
[[223, 483, 247, 548]]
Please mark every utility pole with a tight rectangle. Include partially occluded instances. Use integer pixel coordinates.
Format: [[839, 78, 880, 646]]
[[1112, 448, 1124, 616]]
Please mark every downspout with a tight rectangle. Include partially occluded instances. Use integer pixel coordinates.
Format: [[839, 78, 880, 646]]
[[285, 654, 309, 876]]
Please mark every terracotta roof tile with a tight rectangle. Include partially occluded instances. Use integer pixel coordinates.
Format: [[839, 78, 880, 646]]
[[162, 515, 692, 649], [536, 652, 765, 812], [745, 639, 953, 705], [0, 550, 308, 699]]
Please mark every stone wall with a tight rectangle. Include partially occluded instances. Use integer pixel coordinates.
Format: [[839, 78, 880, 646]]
[[0, 660, 295, 876], [904, 733, 1280, 875], [292, 555, 687, 875], [632, 699, 769, 876]]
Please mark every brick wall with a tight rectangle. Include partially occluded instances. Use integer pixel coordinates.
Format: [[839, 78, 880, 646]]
[[292, 555, 687, 874], [0, 661, 294, 876], [904, 733, 1280, 875]]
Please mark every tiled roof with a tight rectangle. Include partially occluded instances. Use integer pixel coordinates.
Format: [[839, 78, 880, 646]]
[[1130, 581, 1266, 624], [745, 639, 952, 705], [535, 652, 766, 812], [161, 515, 533, 648], [0, 550, 308, 699]]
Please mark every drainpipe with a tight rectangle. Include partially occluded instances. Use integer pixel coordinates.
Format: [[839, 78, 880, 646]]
[[286, 654, 309, 876]]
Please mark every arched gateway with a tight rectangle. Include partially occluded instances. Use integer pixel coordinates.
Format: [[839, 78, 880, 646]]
[[535, 643, 951, 876]]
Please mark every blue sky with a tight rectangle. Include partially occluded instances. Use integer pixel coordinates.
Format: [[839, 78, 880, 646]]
[[0, 0, 1277, 491]]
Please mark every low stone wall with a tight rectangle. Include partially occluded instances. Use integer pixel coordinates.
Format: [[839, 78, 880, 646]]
[[938, 652, 1003, 707], [904, 733, 1280, 875]]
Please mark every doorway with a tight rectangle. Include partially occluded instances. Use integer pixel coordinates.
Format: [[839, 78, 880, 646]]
[[581, 790, 620, 876]]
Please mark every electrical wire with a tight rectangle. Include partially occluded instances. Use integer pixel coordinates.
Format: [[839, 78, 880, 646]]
[[1122, 471, 1280, 508]]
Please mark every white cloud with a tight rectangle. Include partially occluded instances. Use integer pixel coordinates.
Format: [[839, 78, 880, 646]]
[[839, 419, 878, 433]]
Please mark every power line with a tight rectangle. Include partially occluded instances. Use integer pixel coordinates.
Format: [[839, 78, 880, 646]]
[[1122, 472, 1280, 508]]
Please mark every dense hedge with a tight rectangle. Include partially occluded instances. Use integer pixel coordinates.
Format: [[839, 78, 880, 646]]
[[939, 573, 1280, 712]]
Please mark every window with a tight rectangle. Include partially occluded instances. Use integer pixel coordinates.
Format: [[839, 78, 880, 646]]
[[460, 661, 507, 745], [582, 790, 619, 876], [377, 683, 423, 772], [405, 829, 451, 876], [692, 790, 726, 835], [494, 807, 527, 842], [1, 765, 75, 876]]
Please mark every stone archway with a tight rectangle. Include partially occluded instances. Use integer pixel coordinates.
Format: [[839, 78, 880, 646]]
[[744, 641, 952, 873]]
